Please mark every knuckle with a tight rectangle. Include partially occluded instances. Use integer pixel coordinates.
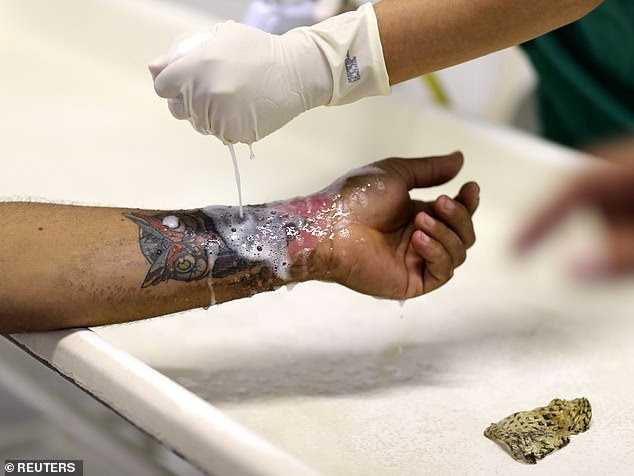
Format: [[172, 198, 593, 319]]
[[429, 242, 444, 259], [456, 249, 467, 266], [440, 266, 454, 284], [466, 230, 476, 248], [153, 82, 168, 98], [452, 202, 469, 220]]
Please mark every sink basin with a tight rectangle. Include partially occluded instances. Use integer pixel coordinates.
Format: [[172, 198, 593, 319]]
[[3, 0, 634, 474]]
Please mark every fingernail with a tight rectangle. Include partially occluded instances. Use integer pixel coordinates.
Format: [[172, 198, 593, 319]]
[[419, 231, 430, 244], [442, 197, 455, 212], [422, 214, 434, 227]]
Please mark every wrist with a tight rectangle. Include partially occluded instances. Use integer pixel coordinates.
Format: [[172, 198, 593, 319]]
[[268, 192, 337, 284], [281, 3, 390, 111], [124, 204, 337, 307], [202, 193, 338, 292], [281, 28, 335, 109], [301, 3, 390, 107]]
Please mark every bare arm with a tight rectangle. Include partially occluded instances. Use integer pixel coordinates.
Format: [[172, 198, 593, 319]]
[[0, 202, 326, 332], [0, 154, 479, 333], [375, 0, 604, 84]]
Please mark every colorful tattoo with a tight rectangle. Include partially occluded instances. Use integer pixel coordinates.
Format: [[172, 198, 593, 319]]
[[124, 211, 218, 288]]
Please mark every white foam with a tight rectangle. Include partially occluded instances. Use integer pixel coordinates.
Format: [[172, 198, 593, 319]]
[[249, 143, 255, 161], [162, 215, 180, 229], [202, 206, 298, 281]]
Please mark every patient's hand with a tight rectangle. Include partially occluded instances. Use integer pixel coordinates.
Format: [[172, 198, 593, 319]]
[[313, 152, 479, 298]]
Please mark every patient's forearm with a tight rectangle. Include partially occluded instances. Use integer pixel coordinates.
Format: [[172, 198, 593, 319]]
[[0, 200, 331, 333]]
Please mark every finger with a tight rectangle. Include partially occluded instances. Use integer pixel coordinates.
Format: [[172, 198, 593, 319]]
[[514, 182, 583, 254], [609, 224, 634, 274], [189, 117, 213, 136], [572, 223, 634, 279], [167, 98, 188, 120], [378, 151, 464, 190], [455, 182, 480, 215], [411, 199, 435, 217], [411, 230, 454, 293], [189, 99, 214, 135], [153, 61, 186, 99], [150, 30, 212, 78], [170, 31, 213, 61], [415, 212, 467, 267], [572, 252, 614, 280], [148, 55, 169, 80], [433, 195, 476, 248]]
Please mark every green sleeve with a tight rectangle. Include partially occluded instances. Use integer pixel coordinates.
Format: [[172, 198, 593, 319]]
[[521, 0, 634, 148]]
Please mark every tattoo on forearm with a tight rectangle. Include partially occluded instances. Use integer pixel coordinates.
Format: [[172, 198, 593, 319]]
[[125, 210, 217, 287], [124, 206, 311, 289]]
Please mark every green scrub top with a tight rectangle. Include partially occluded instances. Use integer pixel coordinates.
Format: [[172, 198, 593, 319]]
[[521, 0, 634, 149]]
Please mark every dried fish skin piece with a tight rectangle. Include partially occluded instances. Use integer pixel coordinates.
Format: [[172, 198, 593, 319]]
[[555, 398, 592, 434], [484, 397, 592, 464]]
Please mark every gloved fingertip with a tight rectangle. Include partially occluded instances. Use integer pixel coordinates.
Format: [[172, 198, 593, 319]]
[[148, 59, 167, 80], [168, 98, 188, 120]]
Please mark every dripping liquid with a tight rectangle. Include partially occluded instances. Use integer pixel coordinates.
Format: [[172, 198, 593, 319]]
[[227, 144, 244, 219], [249, 143, 256, 161]]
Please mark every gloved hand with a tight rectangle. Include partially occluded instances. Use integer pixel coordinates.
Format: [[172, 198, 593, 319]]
[[149, 3, 390, 145]]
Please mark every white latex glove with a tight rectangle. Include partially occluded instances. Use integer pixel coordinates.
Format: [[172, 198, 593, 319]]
[[149, 3, 390, 145]]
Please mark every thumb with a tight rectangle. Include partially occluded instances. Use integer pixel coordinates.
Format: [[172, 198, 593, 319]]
[[379, 151, 464, 190]]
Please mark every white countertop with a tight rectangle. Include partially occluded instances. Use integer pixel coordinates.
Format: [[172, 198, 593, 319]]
[[3, 0, 634, 474]]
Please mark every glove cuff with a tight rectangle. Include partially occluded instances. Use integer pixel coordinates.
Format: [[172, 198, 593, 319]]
[[313, 2, 391, 106]]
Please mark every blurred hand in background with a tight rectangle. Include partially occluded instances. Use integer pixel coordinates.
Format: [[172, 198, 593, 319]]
[[517, 137, 634, 279]]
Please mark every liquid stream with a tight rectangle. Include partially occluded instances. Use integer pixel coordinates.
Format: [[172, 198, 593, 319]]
[[209, 143, 258, 307], [227, 144, 244, 219]]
